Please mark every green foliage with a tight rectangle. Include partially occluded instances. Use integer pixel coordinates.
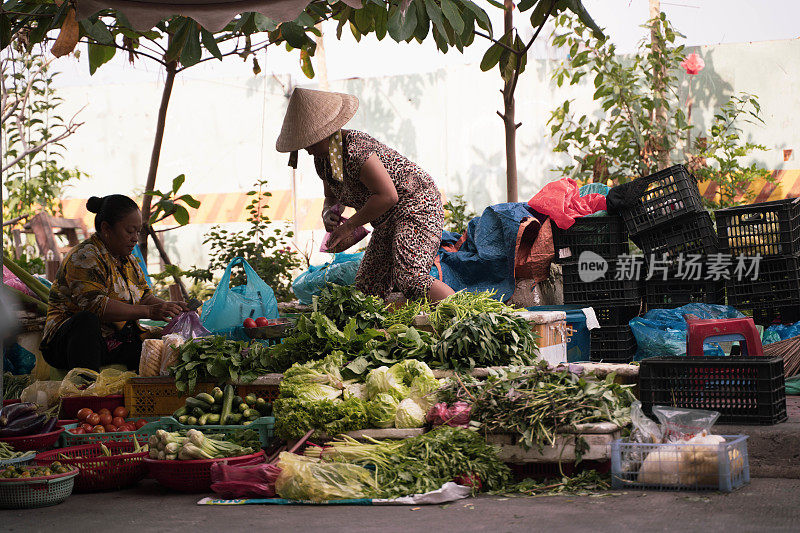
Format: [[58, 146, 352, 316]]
[[443, 194, 477, 235], [203, 179, 301, 302], [2, 39, 85, 229], [273, 397, 371, 440], [146, 174, 201, 227], [691, 93, 774, 209], [314, 284, 386, 331], [548, 12, 691, 183], [149, 264, 215, 301]]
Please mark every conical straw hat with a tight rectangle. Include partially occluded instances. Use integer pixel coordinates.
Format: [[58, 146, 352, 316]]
[[276, 88, 359, 152]]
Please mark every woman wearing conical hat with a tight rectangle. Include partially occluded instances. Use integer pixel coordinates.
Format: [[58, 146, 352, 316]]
[[277, 88, 455, 303]]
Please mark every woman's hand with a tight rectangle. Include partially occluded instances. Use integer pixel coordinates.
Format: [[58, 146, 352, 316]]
[[322, 205, 342, 232], [147, 301, 185, 322], [327, 219, 354, 252]]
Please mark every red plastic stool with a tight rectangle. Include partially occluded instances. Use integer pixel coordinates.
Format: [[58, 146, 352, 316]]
[[685, 317, 764, 356]]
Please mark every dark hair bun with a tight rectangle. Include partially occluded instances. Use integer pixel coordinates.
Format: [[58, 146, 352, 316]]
[[86, 196, 104, 213]]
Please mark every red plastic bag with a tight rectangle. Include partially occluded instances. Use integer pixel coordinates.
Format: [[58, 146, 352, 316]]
[[320, 204, 370, 253], [527, 178, 607, 230], [427, 402, 471, 428], [210, 462, 282, 498]]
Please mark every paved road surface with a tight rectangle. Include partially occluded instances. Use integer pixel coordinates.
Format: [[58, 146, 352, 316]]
[[3, 478, 798, 532]]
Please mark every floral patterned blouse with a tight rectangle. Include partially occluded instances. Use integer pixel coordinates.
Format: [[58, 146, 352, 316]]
[[42, 234, 151, 344]]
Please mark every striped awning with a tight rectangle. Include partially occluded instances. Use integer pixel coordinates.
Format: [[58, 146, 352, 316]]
[[76, 0, 363, 32]]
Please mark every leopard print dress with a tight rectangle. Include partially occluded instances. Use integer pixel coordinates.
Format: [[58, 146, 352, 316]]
[[314, 130, 444, 300]]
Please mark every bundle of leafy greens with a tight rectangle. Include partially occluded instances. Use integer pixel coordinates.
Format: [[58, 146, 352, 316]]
[[344, 324, 437, 379], [433, 312, 540, 371], [314, 284, 386, 331], [171, 336, 271, 393], [383, 298, 432, 328], [442, 366, 636, 456], [429, 290, 515, 332], [304, 426, 511, 498], [262, 313, 382, 373], [274, 397, 372, 440]]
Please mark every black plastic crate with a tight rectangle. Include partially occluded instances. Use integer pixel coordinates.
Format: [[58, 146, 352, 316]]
[[725, 255, 800, 309], [562, 262, 641, 306], [716, 198, 800, 258], [592, 305, 641, 326], [643, 280, 725, 310], [751, 306, 800, 326], [636, 212, 719, 267], [639, 355, 787, 425], [590, 325, 638, 363], [553, 216, 630, 263], [618, 165, 705, 236]]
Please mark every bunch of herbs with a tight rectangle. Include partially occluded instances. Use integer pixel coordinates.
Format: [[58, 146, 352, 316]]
[[170, 336, 270, 393], [314, 284, 386, 331]]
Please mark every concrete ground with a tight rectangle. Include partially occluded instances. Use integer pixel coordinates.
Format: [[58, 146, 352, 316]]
[[3, 478, 800, 532]]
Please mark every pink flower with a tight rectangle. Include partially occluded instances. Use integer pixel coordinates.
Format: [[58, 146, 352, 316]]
[[680, 53, 705, 75]]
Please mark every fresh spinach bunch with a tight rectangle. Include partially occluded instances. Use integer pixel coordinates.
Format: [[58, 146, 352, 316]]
[[170, 335, 269, 393], [433, 312, 539, 371], [314, 284, 387, 330]]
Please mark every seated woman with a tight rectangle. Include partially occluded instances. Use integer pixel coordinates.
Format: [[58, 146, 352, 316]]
[[40, 194, 186, 371]]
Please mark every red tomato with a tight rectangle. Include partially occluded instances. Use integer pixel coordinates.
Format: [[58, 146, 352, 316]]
[[87, 413, 101, 426], [97, 408, 111, 416], [104, 424, 118, 432], [255, 317, 269, 327], [76, 408, 93, 422], [134, 420, 147, 429], [112, 416, 126, 427], [98, 413, 113, 426], [122, 424, 137, 432], [92, 425, 106, 433], [81, 423, 94, 433], [113, 406, 129, 419], [70, 427, 86, 434], [243, 318, 257, 328]]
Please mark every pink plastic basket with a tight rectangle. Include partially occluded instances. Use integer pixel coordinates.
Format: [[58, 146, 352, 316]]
[[35, 441, 148, 492]]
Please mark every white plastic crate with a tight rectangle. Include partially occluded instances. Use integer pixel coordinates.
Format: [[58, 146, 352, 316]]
[[611, 435, 750, 492]]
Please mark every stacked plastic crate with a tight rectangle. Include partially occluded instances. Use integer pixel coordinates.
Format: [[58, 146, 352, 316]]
[[553, 216, 640, 362], [715, 198, 800, 326], [618, 165, 724, 311]]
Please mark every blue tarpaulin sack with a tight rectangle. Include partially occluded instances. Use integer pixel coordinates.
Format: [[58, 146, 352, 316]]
[[292, 252, 364, 305], [630, 303, 745, 360], [201, 257, 279, 340]]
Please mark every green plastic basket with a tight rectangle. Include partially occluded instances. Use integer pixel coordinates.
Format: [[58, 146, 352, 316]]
[[60, 417, 163, 447], [0, 469, 79, 509], [145, 416, 275, 449]]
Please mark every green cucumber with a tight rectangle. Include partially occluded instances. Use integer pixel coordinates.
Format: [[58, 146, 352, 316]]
[[207, 414, 220, 424], [211, 403, 222, 414], [173, 406, 188, 418], [233, 396, 242, 405], [228, 413, 242, 424], [178, 415, 189, 424], [197, 413, 211, 426], [212, 387, 224, 403], [186, 416, 198, 425], [195, 392, 216, 405], [245, 394, 258, 405], [191, 407, 205, 419], [185, 397, 212, 411], [238, 403, 249, 413], [242, 409, 260, 420], [220, 384, 235, 425]]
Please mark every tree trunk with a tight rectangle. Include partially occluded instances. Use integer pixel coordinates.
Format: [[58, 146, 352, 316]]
[[139, 60, 178, 258], [503, 0, 518, 203]]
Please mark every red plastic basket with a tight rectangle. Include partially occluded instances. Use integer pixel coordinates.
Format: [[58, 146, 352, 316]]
[[2, 399, 21, 407], [0, 427, 64, 451], [60, 395, 124, 419], [144, 450, 265, 493], [35, 441, 149, 492]]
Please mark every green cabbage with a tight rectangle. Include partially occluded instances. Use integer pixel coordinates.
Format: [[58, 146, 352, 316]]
[[365, 366, 409, 400], [395, 398, 427, 428], [281, 382, 342, 402], [343, 382, 367, 400], [282, 351, 344, 387], [368, 393, 400, 428], [389, 359, 436, 387], [409, 375, 441, 411]]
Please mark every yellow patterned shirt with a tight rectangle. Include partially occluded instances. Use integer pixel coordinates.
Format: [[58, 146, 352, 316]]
[[42, 234, 151, 344]]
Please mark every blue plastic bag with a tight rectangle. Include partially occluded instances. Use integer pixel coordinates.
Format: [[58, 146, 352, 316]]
[[762, 321, 800, 345], [201, 257, 278, 340], [630, 303, 745, 360], [292, 252, 364, 305]]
